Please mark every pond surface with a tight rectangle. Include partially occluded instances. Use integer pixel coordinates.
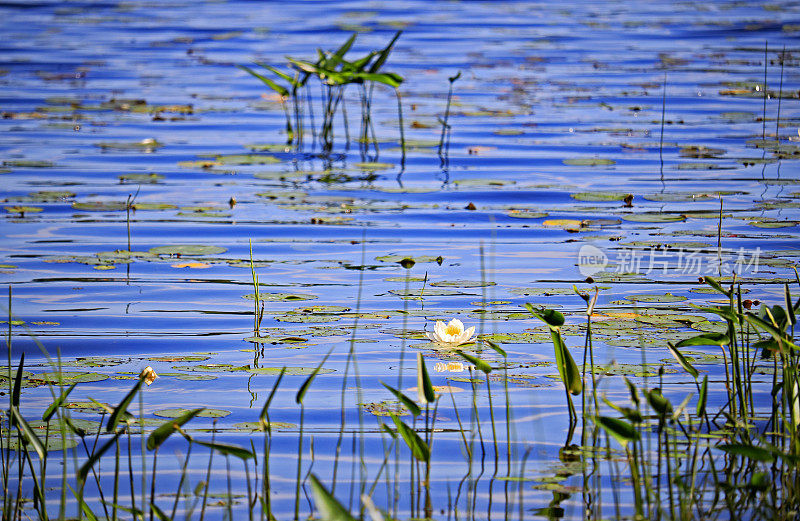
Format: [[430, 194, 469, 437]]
[[2, 1, 800, 519]]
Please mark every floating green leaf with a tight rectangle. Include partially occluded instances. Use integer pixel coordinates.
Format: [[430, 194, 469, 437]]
[[149, 245, 227, 256]]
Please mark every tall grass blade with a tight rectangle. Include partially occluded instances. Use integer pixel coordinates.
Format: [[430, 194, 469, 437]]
[[309, 473, 357, 521], [11, 353, 23, 410], [525, 303, 565, 328], [389, 413, 429, 462], [666, 343, 699, 378], [454, 350, 491, 374], [78, 430, 123, 482], [380, 382, 421, 416], [697, 376, 708, 417], [595, 416, 640, 448], [239, 65, 289, 97], [9, 406, 45, 460], [296, 348, 333, 404], [676, 332, 730, 347], [369, 31, 402, 73], [42, 382, 77, 421], [147, 408, 204, 451], [193, 439, 255, 461], [106, 376, 144, 432], [260, 366, 286, 425], [718, 443, 775, 463], [416, 352, 436, 404]]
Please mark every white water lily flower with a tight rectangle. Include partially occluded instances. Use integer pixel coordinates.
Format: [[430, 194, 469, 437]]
[[140, 366, 158, 386], [426, 318, 475, 346]]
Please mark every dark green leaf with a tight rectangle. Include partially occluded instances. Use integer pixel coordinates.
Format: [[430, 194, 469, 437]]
[[193, 439, 254, 461], [676, 332, 729, 348], [701, 275, 730, 297], [389, 413, 429, 462], [333, 33, 358, 61], [551, 330, 582, 396], [646, 388, 673, 416], [667, 342, 700, 378], [239, 65, 289, 98], [595, 416, 640, 447], [309, 474, 357, 521], [369, 30, 402, 73], [697, 375, 708, 417], [9, 406, 45, 460], [416, 352, 436, 404], [42, 383, 77, 421], [743, 312, 799, 351], [12, 353, 24, 410], [78, 430, 123, 482], [484, 340, 507, 358], [147, 408, 204, 451], [355, 72, 403, 88], [525, 303, 565, 328], [260, 366, 286, 426], [151, 502, 171, 521], [718, 443, 775, 462], [690, 304, 739, 323], [296, 348, 332, 404], [380, 382, 421, 416], [454, 350, 492, 374], [107, 377, 144, 432]]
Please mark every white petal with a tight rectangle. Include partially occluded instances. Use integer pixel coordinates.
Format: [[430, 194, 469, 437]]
[[459, 326, 476, 344], [434, 320, 446, 336], [448, 318, 464, 334], [425, 331, 437, 342]]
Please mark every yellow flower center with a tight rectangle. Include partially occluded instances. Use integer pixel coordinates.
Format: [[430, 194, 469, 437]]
[[445, 324, 461, 336]]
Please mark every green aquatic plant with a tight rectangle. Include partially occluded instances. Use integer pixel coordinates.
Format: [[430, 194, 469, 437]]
[[241, 31, 404, 157]]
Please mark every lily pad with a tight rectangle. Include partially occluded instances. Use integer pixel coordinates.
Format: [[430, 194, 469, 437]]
[[132, 202, 178, 211], [621, 213, 686, 223], [214, 154, 281, 165], [72, 201, 128, 212], [623, 293, 687, 303], [748, 220, 798, 229], [230, 421, 296, 432], [66, 401, 112, 414], [589, 363, 678, 377], [291, 305, 351, 314], [247, 366, 335, 375], [375, 254, 443, 264], [5, 205, 43, 215], [29, 371, 109, 384], [430, 280, 495, 288], [276, 314, 341, 323], [243, 293, 318, 302], [5, 436, 78, 452], [154, 408, 231, 418], [149, 355, 210, 362], [571, 192, 631, 202], [172, 364, 248, 372], [149, 245, 227, 256], [508, 210, 549, 219], [29, 418, 102, 435], [119, 173, 164, 183], [353, 161, 394, 170], [542, 219, 585, 229], [563, 158, 616, 166]]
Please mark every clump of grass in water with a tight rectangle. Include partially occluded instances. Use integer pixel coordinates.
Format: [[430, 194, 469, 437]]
[[240, 31, 405, 161]]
